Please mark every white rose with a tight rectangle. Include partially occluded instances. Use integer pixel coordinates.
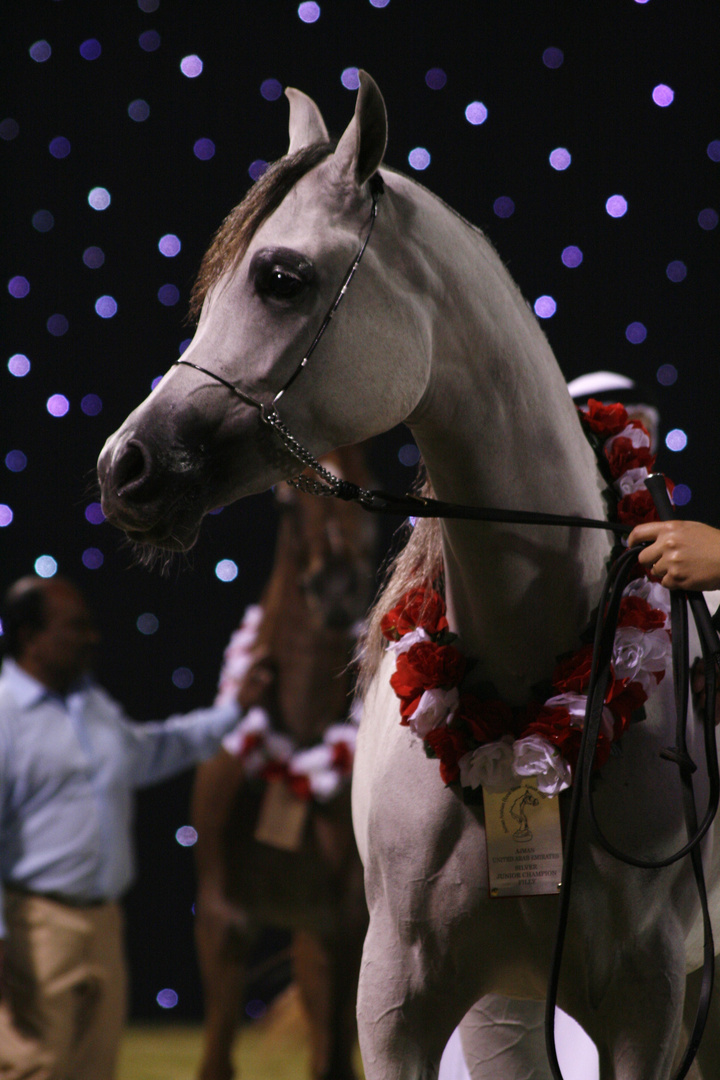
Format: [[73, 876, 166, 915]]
[[409, 687, 459, 738], [614, 466, 649, 498], [386, 627, 430, 655], [459, 736, 515, 791], [512, 735, 572, 796]]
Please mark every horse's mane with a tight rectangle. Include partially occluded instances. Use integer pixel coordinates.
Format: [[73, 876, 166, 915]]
[[189, 140, 336, 322]]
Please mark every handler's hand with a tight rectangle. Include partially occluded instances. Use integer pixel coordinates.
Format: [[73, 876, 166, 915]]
[[628, 520, 720, 591]]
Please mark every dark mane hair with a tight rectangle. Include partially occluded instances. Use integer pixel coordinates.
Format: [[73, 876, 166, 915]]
[[189, 141, 336, 322]]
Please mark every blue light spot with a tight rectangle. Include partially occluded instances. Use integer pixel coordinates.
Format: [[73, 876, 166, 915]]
[[8, 276, 30, 298], [534, 295, 557, 318], [137, 613, 159, 635], [0, 119, 19, 141], [158, 234, 181, 257], [425, 68, 447, 90], [246, 999, 268, 1020], [665, 428, 687, 452], [156, 989, 178, 1009], [139, 30, 161, 51], [707, 140, 720, 162], [561, 245, 583, 268], [32, 210, 54, 232], [158, 284, 180, 306], [179, 338, 191, 354], [465, 101, 488, 126], [49, 137, 71, 159], [672, 484, 691, 506], [128, 99, 150, 122], [151, 376, 163, 390], [175, 826, 198, 846], [215, 559, 238, 582], [47, 314, 69, 336], [542, 47, 564, 68], [260, 78, 282, 101], [398, 443, 420, 467], [5, 451, 27, 473], [8, 354, 31, 377], [249, 159, 268, 181], [85, 502, 106, 525], [82, 548, 104, 569], [172, 667, 194, 689], [30, 40, 52, 63], [698, 208, 718, 231], [493, 196, 515, 218], [95, 295, 118, 318], [408, 147, 431, 171], [625, 321, 647, 344], [341, 68, 360, 90], [35, 555, 58, 578], [81, 394, 103, 416], [79, 39, 102, 61], [666, 260, 687, 282], [656, 363, 677, 386], [83, 246, 105, 268], [193, 138, 215, 160]]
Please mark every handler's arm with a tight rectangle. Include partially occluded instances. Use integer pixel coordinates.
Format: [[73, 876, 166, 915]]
[[628, 520, 720, 590]]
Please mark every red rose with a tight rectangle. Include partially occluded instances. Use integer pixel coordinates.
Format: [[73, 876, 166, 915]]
[[605, 678, 649, 728], [618, 595, 666, 632], [552, 644, 594, 694], [389, 653, 425, 720], [381, 588, 449, 641], [331, 741, 354, 775], [424, 724, 470, 784], [453, 693, 513, 743], [604, 437, 656, 480], [287, 773, 312, 801], [617, 489, 660, 527], [524, 706, 611, 770], [580, 399, 629, 438], [406, 641, 466, 689]]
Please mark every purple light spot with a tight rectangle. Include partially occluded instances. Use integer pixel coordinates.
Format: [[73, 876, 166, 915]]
[[246, 1000, 268, 1020], [369, 0, 390, 6], [561, 245, 583, 268], [8, 276, 30, 298], [175, 825, 198, 846], [180, 54, 203, 78], [606, 195, 628, 218], [534, 295, 557, 319], [30, 40, 52, 63], [549, 147, 571, 171], [47, 394, 69, 417], [32, 210, 54, 232], [249, 159, 268, 181], [81, 394, 103, 415], [0, 505, 13, 527], [139, 30, 161, 51], [634, 0, 651, 4], [672, 483, 691, 506], [8, 354, 31, 377], [95, 295, 117, 318], [49, 137, 71, 159], [408, 147, 431, 171], [158, 284, 180, 306], [0, 119, 19, 140], [698, 208, 719, 231], [158, 234, 181, 257], [652, 84, 674, 107], [260, 78, 282, 101], [656, 363, 677, 386], [707, 140, 720, 162], [465, 101, 488, 126], [298, 2, 321, 22], [79, 39, 102, 61], [151, 375, 163, 390], [85, 502, 106, 525], [193, 138, 215, 160], [398, 443, 420, 467], [625, 321, 647, 344], [47, 314, 69, 336], [82, 547, 104, 569], [666, 260, 687, 282], [208, 506, 224, 515], [88, 187, 111, 211], [542, 47, 564, 69], [341, 68, 360, 90], [35, 555, 57, 578], [137, 613, 159, 634], [128, 99, 150, 122], [156, 989, 178, 1009], [665, 428, 687, 452], [172, 666, 194, 689], [179, 338, 191, 354], [83, 246, 105, 269], [425, 68, 447, 90], [5, 451, 27, 473], [493, 196, 515, 218], [138, 0, 160, 10]]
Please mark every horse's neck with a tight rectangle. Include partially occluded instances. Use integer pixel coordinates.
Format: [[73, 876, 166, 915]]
[[391, 176, 611, 700]]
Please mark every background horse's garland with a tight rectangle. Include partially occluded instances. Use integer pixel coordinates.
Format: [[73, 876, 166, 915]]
[[382, 400, 674, 795], [217, 605, 357, 802]]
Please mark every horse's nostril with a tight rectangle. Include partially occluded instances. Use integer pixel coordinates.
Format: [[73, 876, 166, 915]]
[[114, 440, 153, 500]]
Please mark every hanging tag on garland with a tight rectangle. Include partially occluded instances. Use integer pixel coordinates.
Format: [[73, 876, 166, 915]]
[[483, 778, 563, 898], [254, 780, 309, 851]]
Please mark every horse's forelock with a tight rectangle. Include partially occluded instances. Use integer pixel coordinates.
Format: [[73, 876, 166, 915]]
[[188, 141, 337, 323]]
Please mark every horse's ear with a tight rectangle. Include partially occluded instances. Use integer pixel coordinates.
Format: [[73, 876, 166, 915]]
[[286, 87, 330, 154], [332, 71, 387, 189]]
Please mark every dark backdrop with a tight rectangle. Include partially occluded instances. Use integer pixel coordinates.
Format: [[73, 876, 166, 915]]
[[2, 0, 719, 1020]]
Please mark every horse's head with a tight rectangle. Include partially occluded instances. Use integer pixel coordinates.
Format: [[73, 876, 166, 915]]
[[97, 72, 429, 551]]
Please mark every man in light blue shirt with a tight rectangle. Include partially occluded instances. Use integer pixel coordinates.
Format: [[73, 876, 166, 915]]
[[0, 575, 250, 1079]]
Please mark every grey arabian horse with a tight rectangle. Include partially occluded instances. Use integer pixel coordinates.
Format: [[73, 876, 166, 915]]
[[98, 74, 720, 1079]]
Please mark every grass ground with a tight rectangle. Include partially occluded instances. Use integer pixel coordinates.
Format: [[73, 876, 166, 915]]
[[117, 986, 364, 1080]]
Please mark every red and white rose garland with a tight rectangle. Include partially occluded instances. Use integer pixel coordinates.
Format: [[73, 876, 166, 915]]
[[382, 400, 674, 796], [217, 605, 357, 803]]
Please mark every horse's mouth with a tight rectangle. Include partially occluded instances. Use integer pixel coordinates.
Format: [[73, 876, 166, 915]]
[[103, 502, 204, 552]]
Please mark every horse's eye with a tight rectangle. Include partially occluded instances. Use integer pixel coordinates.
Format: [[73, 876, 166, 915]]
[[266, 268, 305, 299], [251, 248, 315, 303]]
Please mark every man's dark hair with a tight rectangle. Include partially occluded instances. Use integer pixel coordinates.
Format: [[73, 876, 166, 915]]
[[0, 577, 49, 658]]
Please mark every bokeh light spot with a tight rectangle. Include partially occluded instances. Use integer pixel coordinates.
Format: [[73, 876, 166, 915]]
[[606, 195, 628, 218], [249, 159, 268, 181], [46, 394, 69, 417], [47, 314, 69, 336], [665, 428, 687, 452], [32, 210, 54, 232], [298, 2, 321, 22], [652, 84, 674, 107], [82, 548, 104, 569], [8, 354, 31, 377], [549, 147, 571, 171], [49, 137, 71, 159], [138, 0, 160, 10], [158, 284, 180, 306], [656, 364, 678, 386], [137, 613, 159, 635], [85, 502, 105, 525], [493, 196, 515, 218], [30, 40, 52, 63], [35, 555, 58, 578], [179, 338, 191, 354], [215, 559, 238, 582], [175, 825, 198, 847], [341, 68, 360, 90], [5, 451, 27, 473], [156, 990, 178, 1009], [172, 667, 194, 689], [193, 138, 215, 160], [408, 147, 431, 170], [139, 30, 161, 51], [425, 67, 447, 90], [83, 246, 105, 269], [561, 245, 583, 268], [0, 119, 19, 140], [672, 484, 692, 506], [151, 376, 163, 390], [698, 208, 719, 231], [8, 276, 30, 298], [625, 321, 647, 344], [128, 99, 150, 122], [180, 54, 203, 78], [260, 78, 282, 100], [95, 295, 118, 318], [398, 443, 420, 467], [158, 234, 181, 257], [88, 187, 111, 211], [666, 260, 687, 282], [79, 39, 102, 61], [369, 0, 390, 6], [542, 47, 564, 68], [0, 506, 13, 527], [534, 295, 557, 319], [707, 140, 720, 162], [465, 101, 488, 125], [79, 395, 102, 418]]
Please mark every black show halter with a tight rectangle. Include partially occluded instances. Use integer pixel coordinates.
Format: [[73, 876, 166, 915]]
[[174, 172, 718, 1080]]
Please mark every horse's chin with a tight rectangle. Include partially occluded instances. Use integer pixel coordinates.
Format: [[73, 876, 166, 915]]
[[106, 510, 204, 554]]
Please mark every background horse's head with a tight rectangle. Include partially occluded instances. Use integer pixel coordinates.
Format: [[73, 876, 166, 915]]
[[98, 73, 429, 552]]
